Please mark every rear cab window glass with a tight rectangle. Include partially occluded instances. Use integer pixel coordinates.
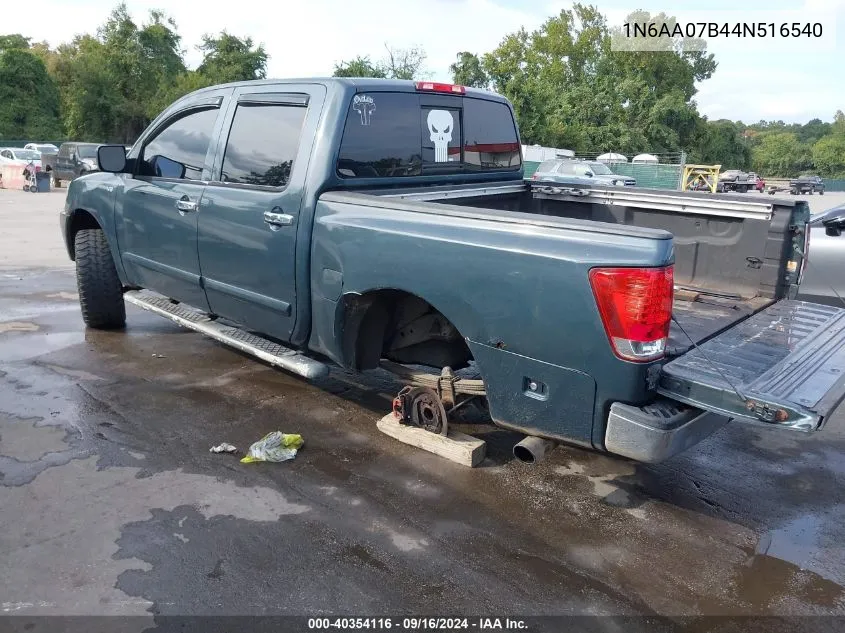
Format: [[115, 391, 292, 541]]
[[337, 92, 521, 179], [220, 102, 307, 188], [139, 108, 219, 180], [538, 160, 558, 173]]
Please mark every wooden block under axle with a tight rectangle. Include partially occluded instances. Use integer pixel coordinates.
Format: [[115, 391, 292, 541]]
[[377, 413, 486, 467]]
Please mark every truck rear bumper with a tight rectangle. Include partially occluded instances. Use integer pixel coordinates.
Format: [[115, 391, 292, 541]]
[[604, 399, 729, 463]]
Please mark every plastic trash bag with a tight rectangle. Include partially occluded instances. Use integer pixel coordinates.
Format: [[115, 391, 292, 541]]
[[241, 431, 304, 464], [209, 443, 237, 454]]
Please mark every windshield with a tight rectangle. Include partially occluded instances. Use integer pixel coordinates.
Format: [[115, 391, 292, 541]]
[[78, 145, 98, 159], [15, 150, 40, 161], [587, 162, 613, 175]]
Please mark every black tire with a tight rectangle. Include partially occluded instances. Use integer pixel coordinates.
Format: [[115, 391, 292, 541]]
[[53, 178, 62, 188], [820, 190, 824, 195], [74, 228, 125, 329]]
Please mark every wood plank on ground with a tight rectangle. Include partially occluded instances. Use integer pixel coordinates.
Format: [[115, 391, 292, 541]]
[[376, 413, 486, 467]]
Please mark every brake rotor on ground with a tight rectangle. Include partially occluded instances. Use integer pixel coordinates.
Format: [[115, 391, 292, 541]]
[[392, 386, 448, 436]]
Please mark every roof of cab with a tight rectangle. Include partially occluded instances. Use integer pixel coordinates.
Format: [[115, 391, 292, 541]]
[[183, 77, 509, 104]]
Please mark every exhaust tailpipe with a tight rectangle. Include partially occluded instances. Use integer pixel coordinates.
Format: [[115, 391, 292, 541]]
[[513, 436, 557, 464]]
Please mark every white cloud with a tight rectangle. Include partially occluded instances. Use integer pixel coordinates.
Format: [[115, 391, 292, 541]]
[[3, 0, 843, 123]]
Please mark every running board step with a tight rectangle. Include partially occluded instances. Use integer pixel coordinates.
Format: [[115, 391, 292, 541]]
[[123, 290, 329, 380]]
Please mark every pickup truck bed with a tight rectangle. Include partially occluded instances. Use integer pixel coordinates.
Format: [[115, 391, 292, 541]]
[[362, 180, 805, 354], [319, 179, 827, 442]]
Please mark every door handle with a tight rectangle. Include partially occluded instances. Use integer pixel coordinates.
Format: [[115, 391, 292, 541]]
[[175, 197, 198, 213], [263, 211, 294, 227]]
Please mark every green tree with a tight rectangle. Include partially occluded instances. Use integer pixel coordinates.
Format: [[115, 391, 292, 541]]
[[49, 4, 188, 142], [0, 46, 62, 139], [812, 134, 845, 178], [751, 132, 812, 177], [333, 44, 426, 80], [196, 32, 268, 84], [449, 52, 488, 88], [796, 118, 832, 144], [833, 110, 845, 136], [0, 34, 31, 51], [333, 55, 386, 78], [691, 120, 751, 169], [481, 5, 711, 153], [382, 44, 426, 79]]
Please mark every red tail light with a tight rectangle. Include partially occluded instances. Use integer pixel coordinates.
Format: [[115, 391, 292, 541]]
[[589, 266, 674, 362], [415, 81, 466, 95]]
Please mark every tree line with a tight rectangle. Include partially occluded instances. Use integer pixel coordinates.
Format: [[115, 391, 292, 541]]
[[2, 3, 843, 179], [335, 6, 845, 179], [0, 3, 267, 144]]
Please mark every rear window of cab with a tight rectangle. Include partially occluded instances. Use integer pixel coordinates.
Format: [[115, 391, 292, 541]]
[[337, 92, 521, 178]]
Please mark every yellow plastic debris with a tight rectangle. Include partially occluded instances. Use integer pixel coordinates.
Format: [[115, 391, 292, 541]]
[[240, 431, 304, 464]]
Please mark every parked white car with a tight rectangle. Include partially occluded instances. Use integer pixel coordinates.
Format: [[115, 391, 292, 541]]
[[23, 143, 59, 153], [0, 148, 43, 168]]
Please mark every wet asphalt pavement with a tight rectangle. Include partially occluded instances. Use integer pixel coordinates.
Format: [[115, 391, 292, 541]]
[[3, 190, 845, 629]]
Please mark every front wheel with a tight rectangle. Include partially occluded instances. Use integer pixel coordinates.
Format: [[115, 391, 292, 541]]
[[74, 228, 126, 329], [820, 190, 825, 195], [53, 178, 62, 188]]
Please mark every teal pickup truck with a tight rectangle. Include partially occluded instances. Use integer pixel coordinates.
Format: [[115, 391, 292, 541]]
[[60, 78, 845, 463]]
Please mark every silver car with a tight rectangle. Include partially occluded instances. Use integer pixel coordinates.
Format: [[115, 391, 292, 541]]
[[532, 159, 636, 187], [797, 204, 845, 307]]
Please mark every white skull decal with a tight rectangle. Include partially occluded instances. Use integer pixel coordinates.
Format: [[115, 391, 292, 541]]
[[427, 110, 454, 162]]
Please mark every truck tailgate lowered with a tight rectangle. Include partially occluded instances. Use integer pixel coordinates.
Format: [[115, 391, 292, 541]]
[[658, 301, 845, 431]]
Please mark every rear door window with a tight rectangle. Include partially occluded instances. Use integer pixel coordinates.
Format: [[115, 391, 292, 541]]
[[220, 102, 307, 188], [337, 92, 520, 179]]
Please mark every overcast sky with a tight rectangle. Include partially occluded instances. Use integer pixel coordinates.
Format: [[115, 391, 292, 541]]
[[5, 0, 844, 124]]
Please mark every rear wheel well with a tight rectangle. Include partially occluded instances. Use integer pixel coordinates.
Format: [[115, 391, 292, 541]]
[[67, 210, 101, 260], [340, 290, 472, 371]]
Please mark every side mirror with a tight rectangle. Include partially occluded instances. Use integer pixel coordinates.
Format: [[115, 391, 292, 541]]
[[822, 214, 845, 236], [585, 171, 594, 178], [150, 155, 185, 179], [98, 145, 127, 173]]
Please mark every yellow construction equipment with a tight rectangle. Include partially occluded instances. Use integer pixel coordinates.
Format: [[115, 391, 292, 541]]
[[682, 164, 721, 193]]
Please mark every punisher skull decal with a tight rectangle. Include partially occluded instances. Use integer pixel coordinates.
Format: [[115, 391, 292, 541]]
[[353, 94, 376, 126], [427, 110, 454, 163]]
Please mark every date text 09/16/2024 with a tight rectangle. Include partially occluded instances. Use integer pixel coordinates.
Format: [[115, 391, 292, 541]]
[[307, 618, 528, 630], [623, 21, 823, 38]]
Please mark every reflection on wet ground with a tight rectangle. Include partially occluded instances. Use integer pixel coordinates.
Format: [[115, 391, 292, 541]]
[[2, 268, 845, 619]]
